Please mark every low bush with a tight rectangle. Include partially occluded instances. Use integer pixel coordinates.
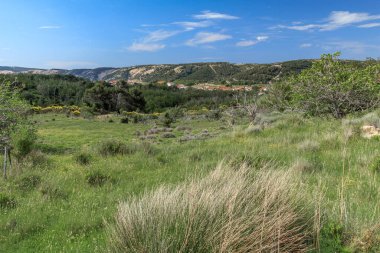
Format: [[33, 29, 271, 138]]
[[0, 194, 17, 209], [120, 118, 129, 124], [98, 140, 136, 156], [24, 150, 49, 168], [107, 163, 315, 253], [11, 126, 37, 160], [86, 171, 109, 187], [161, 133, 176, 138], [17, 174, 42, 191], [39, 183, 68, 200], [74, 152, 92, 165]]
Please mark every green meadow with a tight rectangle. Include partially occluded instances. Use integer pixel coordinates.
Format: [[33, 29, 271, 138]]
[[1, 111, 379, 252]]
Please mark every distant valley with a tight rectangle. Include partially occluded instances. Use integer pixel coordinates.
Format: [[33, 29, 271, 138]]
[[0, 60, 313, 84]]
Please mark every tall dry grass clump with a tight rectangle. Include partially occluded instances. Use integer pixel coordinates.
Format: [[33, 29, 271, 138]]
[[107, 163, 315, 253]]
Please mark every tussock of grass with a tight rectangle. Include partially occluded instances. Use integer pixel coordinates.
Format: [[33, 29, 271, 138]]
[[107, 163, 314, 253], [298, 139, 320, 152]]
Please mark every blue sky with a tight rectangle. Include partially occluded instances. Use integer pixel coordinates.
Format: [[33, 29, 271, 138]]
[[0, 0, 379, 69]]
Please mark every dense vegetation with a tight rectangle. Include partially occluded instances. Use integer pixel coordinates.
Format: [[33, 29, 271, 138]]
[[0, 74, 94, 106], [0, 74, 244, 113]]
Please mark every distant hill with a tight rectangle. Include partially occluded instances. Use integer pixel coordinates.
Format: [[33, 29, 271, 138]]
[[1, 60, 315, 84]]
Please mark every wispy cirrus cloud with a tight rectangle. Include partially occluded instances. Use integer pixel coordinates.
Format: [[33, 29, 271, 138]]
[[127, 29, 179, 52], [127, 42, 165, 52], [128, 10, 239, 52], [186, 32, 232, 46], [300, 43, 313, 48], [173, 20, 213, 31], [358, 22, 380, 28], [144, 29, 181, 42], [236, 36, 268, 47], [193, 10, 239, 20], [39, 25, 62, 29], [275, 11, 380, 31]]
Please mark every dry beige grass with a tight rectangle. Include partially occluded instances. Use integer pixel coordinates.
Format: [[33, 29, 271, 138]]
[[107, 163, 315, 253]]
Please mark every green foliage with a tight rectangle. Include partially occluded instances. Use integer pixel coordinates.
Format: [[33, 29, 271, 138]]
[[86, 171, 110, 187], [17, 174, 42, 191], [319, 222, 350, 253], [289, 52, 380, 118], [0, 194, 17, 209], [39, 183, 68, 200], [0, 81, 30, 148], [264, 81, 293, 112], [83, 82, 146, 113], [74, 152, 92, 165], [11, 125, 37, 160], [141, 85, 238, 112], [0, 74, 94, 106]]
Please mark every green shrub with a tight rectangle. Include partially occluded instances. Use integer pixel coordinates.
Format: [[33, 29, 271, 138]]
[[86, 171, 109, 187], [0, 194, 17, 209], [161, 133, 176, 138], [39, 183, 68, 200], [17, 175, 42, 191], [98, 140, 135, 156], [120, 117, 129, 124], [24, 150, 49, 168], [288, 53, 380, 118], [370, 156, 380, 173], [319, 222, 349, 252], [74, 152, 92, 165], [11, 126, 37, 160]]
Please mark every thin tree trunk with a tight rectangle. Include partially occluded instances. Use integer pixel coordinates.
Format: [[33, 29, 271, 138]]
[[3, 147, 7, 180], [8, 148, 12, 177]]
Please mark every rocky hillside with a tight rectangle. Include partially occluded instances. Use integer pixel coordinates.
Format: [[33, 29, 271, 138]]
[[0, 60, 313, 84]]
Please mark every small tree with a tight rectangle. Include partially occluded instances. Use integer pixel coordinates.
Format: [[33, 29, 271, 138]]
[[289, 52, 380, 118], [0, 81, 30, 179]]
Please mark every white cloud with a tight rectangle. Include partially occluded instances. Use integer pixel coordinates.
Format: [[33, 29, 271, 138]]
[[39, 26, 61, 29], [145, 30, 180, 42], [186, 32, 232, 46], [173, 21, 213, 30], [236, 36, 269, 47], [256, 36, 269, 41], [327, 11, 380, 26], [358, 22, 380, 28], [193, 11, 239, 20], [300, 43, 312, 48], [127, 42, 165, 52], [276, 11, 380, 31], [275, 24, 321, 31], [126, 29, 177, 52], [236, 40, 258, 47]]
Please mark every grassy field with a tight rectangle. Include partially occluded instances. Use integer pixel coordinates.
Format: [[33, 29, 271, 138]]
[[1, 112, 379, 252]]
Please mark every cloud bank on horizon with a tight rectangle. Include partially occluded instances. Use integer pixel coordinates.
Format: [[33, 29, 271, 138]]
[[0, 0, 379, 69]]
